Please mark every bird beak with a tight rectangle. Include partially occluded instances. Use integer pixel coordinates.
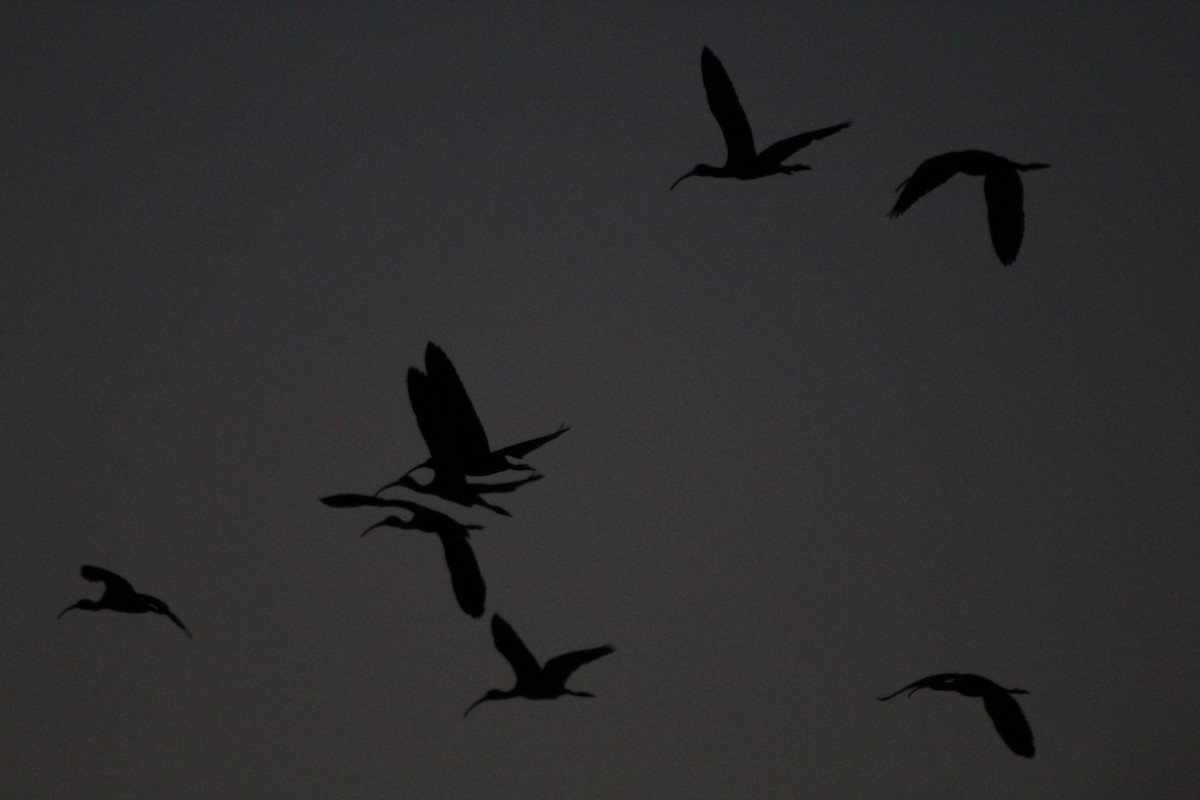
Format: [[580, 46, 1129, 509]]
[[373, 479, 401, 497], [57, 603, 79, 620], [361, 521, 387, 537], [669, 169, 697, 191], [463, 695, 489, 717]]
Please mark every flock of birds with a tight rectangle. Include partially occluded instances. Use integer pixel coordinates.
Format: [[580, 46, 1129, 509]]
[[56, 46, 1044, 757]]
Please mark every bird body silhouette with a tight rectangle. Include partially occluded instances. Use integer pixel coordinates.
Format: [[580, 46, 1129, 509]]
[[877, 672, 1034, 757], [464, 614, 614, 716], [58, 565, 191, 638], [378, 342, 567, 494], [320, 494, 486, 618], [671, 47, 851, 190], [889, 150, 1049, 265]]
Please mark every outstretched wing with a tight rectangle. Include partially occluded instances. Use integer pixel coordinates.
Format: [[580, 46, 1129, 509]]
[[423, 343, 492, 461], [757, 120, 852, 168], [437, 532, 486, 618], [983, 692, 1035, 757], [490, 614, 542, 682], [471, 473, 543, 494], [701, 47, 755, 168], [495, 424, 570, 461], [80, 565, 135, 596], [407, 365, 457, 465], [543, 645, 614, 687], [889, 152, 967, 217], [983, 167, 1025, 265]]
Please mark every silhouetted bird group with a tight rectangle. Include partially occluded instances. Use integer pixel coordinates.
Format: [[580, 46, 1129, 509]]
[[56, 44, 1048, 764], [674, 47, 1048, 266]]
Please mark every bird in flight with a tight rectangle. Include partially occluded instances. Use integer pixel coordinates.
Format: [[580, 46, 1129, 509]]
[[320, 494, 487, 618], [877, 672, 1035, 758], [379, 470, 542, 517], [464, 614, 614, 717], [58, 565, 191, 638], [888, 150, 1049, 265], [377, 342, 567, 494], [670, 47, 851, 190]]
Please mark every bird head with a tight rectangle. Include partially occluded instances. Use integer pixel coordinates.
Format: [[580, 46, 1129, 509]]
[[361, 515, 409, 537], [670, 164, 718, 190], [56, 599, 97, 619], [463, 689, 509, 717]]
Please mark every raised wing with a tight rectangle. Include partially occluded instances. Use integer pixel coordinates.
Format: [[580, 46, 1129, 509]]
[[407, 365, 459, 466], [889, 152, 968, 217], [437, 531, 486, 618], [80, 565, 135, 596], [701, 47, 755, 168], [490, 614, 541, 682], [423, 343, 492, 461], [495, 423, 569, 461], [543, 645, 615, 687], [983, 691, 1035, 757], [757, 120, 852, 168], [983, 167, 1025, 265]]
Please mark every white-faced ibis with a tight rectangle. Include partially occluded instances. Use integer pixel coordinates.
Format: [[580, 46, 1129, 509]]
[[320, 494, 487, 618], [464, 614, 614, 717], [877, 672, 1035, 758], [378, 342, 567, 493], [670, 47, 851, 190], [888, 150, 1049, 265], [58, 565, 191, 638]]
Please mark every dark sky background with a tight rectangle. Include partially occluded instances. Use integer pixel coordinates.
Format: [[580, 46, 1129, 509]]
[[3, 3, 1198, 799]]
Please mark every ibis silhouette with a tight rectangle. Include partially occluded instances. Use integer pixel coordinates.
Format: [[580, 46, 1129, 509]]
[[58, 565, 191, 638], [877, 672, 1035, 758], [670, 47, 851, 190], [464, 614, 614, 717], [377, 342, 567, 494], [381, 470, 542, 517], [320, 494, 487, 618], [888, 150, 1049, 265]]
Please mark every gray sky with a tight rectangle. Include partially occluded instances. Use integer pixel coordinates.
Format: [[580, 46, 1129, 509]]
[[3, 3, 1198, 798]]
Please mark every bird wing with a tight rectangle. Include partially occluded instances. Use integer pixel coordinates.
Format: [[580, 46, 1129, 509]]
[[983, 692, 1035, 757], [490, 614, 541, 681], [700, 47, 756, 167], [543, 645, 615, 687], [321, 493, 420, 511], [888, 152, 967, 217], [423, 343, 492, 460], [983, 167, 1025, 265], [495, 424, 569, 461], [407, 366, 458, 465], [437, 531, 486, 618], [80, 565, 135, 596], [756, 120, 852, 168]]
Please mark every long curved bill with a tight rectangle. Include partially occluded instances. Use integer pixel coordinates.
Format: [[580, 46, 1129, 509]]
[[669, 169, 698, 191]]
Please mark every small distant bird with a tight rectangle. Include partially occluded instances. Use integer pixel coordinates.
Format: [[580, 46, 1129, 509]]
[[320, 494, 487, 618], [464, 614, 614, 717], [877, 672, 1035, 758], [378, 342, 568, 493], [888, 150, 1049, 265], [58, 565, 191, 638], [670, 46, 851, 190]]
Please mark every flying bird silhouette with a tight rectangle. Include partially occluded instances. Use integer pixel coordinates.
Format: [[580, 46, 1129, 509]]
[[877, 672, 1035, 758], [670, 47, 851, 190], [380, 470, 542, 517], [464, 614, 614, 717], [58, 565, 191, 638], [377, 342, 567, 493], [888, 150, 1049, 265], [320, 494, 487, 618]]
